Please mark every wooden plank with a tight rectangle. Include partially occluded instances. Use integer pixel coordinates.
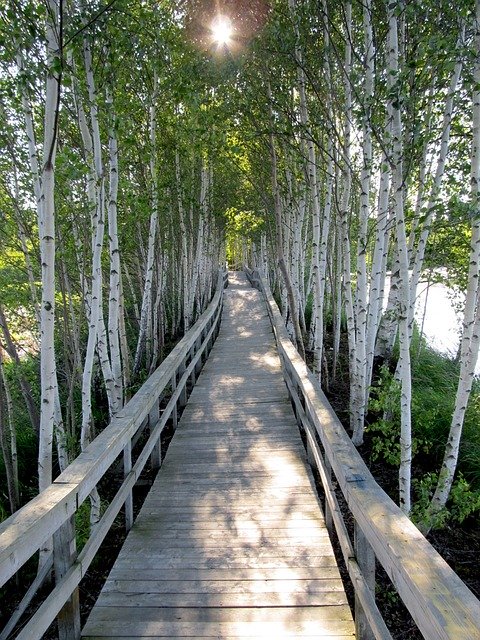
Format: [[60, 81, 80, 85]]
[[120, 521, 327, 533], [81, 272, 353, 640], [95, 590, 348, 608], [146, 475, 314, 489], [107, 567, 342, 582], [82, 606, 355, 637], [112, 556, 338, 571], [257, 272, 480, 640], [122, 527, 329, 541]]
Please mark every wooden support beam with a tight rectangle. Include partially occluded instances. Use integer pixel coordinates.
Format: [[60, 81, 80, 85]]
[[149, 399, 161, 472], [53, 516, 80, 640], [123, 441, 133, 532], [355, 521, 376, 640]]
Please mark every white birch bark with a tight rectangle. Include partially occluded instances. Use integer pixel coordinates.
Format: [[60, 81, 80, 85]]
[[387, 0, 412, 514], [365, 155, 391, 398], [406, 89, 434, 259], [134, 71, 159, 373], [289, 0, 322, 370], [190, 160, 207, 323], [0, 347, 19, 514], [175, 152, 191, 329], [408, 34, 464, 337], [106, 84, 123, 411], [352, 0, 374, 444], [38, 0, 60, 493], [17, 38, 68, 476], [339, 2, 356, 433], [118, 273, 130, 400], [423, 1, 480, 528], [332, 219, 343, 382], [267, 82, 305, 359], [78, 24, 109, 524]]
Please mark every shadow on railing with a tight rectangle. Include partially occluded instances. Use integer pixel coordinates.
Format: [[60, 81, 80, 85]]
[[245, 267, 480, 640], [0, 270, 228, 640]]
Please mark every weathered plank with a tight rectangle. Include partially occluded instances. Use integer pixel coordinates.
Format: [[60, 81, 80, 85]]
[[254, 270, 480, 640], [81, 272, 354, 639]]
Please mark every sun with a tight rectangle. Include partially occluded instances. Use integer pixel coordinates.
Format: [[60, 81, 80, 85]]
[[211, 15, 233, 47]]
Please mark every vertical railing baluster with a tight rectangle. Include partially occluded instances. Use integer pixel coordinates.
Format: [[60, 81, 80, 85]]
[[324, 458, 334, 536], [171, 373, 178, 430], [149, 398, 161, 472], [54, 516, 81, 640], [194, 335, 202, 377], [179, 357, 188, 409], [123, 441, 133, 531], [355, 521, 376, 640]]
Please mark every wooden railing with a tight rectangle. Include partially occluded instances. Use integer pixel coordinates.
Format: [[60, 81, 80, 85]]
[[246, 268, 480, 640], [0, 270, 228, 640]]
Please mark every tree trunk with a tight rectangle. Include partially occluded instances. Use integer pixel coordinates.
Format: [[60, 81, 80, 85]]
[[38, 0, 61, 494], [0, 348, 20, 515], [422, 1, 480, 530], [134, 71, 159, 374], [387, 0, 412, 514], [267, 88, 305, 359]]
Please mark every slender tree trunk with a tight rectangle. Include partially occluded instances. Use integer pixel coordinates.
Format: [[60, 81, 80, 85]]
[[422, 1, 480, 530], [352, 0, 374, 444], [38, 0, 61, 494], [0, 348, 20, 515], [0, 306, 40, 434], [365, 156, 391, 397], [267, 84, 305, 359], [134, 71, 159, 373], [387, 0, 412, 514], [175, 152, 191, 330], [106, 84, 124, 412], [408, 33, 464, 338], [338, 2, 357, 436]]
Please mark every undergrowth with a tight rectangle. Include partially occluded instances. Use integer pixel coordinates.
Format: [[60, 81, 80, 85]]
[[366, 330, 480, 529]]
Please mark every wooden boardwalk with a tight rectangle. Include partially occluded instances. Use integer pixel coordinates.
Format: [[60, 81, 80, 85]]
[[82, 272, 355, 639]]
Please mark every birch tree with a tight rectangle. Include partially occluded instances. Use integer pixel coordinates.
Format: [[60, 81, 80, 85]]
[[422, 0, 480, 530], [386, 0, 412, 514], [134, 71, 159, 374], [37, 0, 62, 493]]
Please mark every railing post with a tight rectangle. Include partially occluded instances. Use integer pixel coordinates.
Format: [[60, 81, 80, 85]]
[[324, 457, 334, 536], [188, 344, 196, 386], [171, 374, 178, 430], [355, 521, 376, 640], [194, 335, 202, 376], [123, 441, 133, 531], [179, 357, 188, 409], [150, 398, 161, 471], [53, 516, 81, 640]]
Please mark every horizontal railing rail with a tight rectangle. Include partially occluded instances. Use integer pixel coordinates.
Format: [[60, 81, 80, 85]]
[[246, 267, 480, 640], [0, 269, 228, 640]]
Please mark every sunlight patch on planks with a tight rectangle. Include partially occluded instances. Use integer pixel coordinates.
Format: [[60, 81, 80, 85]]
[[82, 272, 355, 639]]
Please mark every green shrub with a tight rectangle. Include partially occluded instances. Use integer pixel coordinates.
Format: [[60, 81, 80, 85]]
[[411, 472, 480, 529], [367, 329, 480, 528]]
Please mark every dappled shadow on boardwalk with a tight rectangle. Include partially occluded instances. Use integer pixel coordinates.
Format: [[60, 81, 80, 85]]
[[81, 272, 355, 639]]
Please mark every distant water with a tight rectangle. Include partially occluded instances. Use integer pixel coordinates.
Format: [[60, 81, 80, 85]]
[[383, 276, 475, 371], [414, 281, 462, 359]]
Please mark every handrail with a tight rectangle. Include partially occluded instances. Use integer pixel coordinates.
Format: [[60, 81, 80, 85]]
[[0, 269, 228, 640], [246, 268, 480, 640]]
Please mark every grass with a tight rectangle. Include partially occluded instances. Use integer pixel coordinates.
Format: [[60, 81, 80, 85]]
[[366, 328, 480, 527]]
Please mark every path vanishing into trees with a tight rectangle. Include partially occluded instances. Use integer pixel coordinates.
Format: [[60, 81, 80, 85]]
[[81, 271, 355, 639]]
